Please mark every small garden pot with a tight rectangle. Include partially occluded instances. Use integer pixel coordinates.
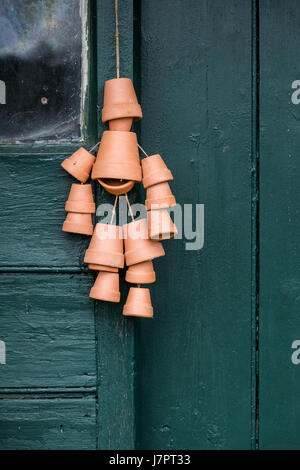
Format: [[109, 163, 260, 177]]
[[142, 154, 173, 188], [65, 184, 95, 213], [88, 264, 118, 273], [98, 178, 135, 196], [89, 272, 120, 303], [147, 209, 178, 240], [102, 78, 142, 127], [123, 287, 153, 318], [62, 212, 93, 236], [125, 260, 155, 284], [61, 148, 95, 183], [123, 218, 165, 266], [92, 131, 142, 190], [145, 182, 176, 210], [84, 223, 124, 268]]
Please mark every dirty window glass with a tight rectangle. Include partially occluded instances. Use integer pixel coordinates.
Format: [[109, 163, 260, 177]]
[[0, 0, 86, 142]]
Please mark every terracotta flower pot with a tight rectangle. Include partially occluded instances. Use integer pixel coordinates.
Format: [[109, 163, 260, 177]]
[[145, 182, 176, 210], [109, 117, 134, 132], [92, 130, 141, 196], [102, 78, 142, 129], [90, 272, 120, 303], [62, 212, 93, 236], [123, 218, 165, 266], [88, 264, 118, 273], [65, 184, 95, 213], [98, 178, 135, 196], [147, 209, 178, 240], [125, 260, 156, 284], [84, 223, 124, 268], [61, 148, 95, 183], [123, 287, 153, 318], [92, 131, 141, 183], [142, 154, 173, 188]]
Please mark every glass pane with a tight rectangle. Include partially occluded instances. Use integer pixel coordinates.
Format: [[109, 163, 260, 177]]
[[0, 0, 86, 142]]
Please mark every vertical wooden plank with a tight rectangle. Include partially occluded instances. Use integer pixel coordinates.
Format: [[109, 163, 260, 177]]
[[0, 398, 96, 450], [0, 153, 91, 268], [0, 274, 96, 389], [259, 0, 300, 449], [0, 1, 98, 451], [136, 0, 254, 449], [95, 0, 135, 450]]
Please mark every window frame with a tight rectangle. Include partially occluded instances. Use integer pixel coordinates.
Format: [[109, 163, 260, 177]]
[[0, 0, 97, 153]]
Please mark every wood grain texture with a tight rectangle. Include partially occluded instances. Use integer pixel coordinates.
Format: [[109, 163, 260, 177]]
[[0, 153, 94, 268], [135, 0, 254, 450], [0, 398, 96, 449], [0, 273, 96, 389], [95, 0, 135, 450], [259, 0, 300, 449], [96, 300, 135, 450], [0, 0, 135, 451]]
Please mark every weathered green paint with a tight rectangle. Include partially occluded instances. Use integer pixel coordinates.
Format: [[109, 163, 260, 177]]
[[0, 274, 96, 389], [0, 0, 136, 451], [0, 153, 93, 268], [95, 0, 135, 450], [0, 0, 129, 450], [135, 0, 255, 450], [2, 0, 300, 451], [0, 398, 96, 449], [259, 0, 300, 450]]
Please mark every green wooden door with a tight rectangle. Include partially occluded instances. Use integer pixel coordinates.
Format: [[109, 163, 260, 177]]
[[259, 0, 300, 450], [0, 0, 135, 450], [135, 0, 255, 450], [0, 0, 300, 450]]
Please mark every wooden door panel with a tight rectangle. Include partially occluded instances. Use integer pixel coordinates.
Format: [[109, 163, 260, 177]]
[[0, 0, 136, 450], [0, 153, 92, 268], [94, 0, 136, 450], [0, 0, 100, 451], [0, 273, 96, 389], [135, 0, 255, 450], [4, 0, 300, 450], [0, 398, 96, 449], [259, 0, 300, 449]]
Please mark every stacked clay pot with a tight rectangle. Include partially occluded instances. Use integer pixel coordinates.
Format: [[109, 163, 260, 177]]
[[122, 218, 165, 318], [123, 154, 178, 317], [123, 287, 153, 318], [92, 78, 143, 196], [62, 184, 95, 235], [90, 272, 120, 303], [60, 75, 178, 319], [142, 154, 178, 240], [61, 148, 95, 184], [61, 148, 96, 235], [84, 223, 124, 302], [92, 130, 141, 195], [102, 78, 142, 131], [84, 223, 124, 269]]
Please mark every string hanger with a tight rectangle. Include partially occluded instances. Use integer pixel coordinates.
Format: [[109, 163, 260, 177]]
[[89, 139, 101, 153], [88, 0, 122, 162], [125, 194, 141, 289], [125, 193, 135, 222], [115, 0, 120, 79], [137, 143, 150, 158], [110, 195, 119, 224]]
